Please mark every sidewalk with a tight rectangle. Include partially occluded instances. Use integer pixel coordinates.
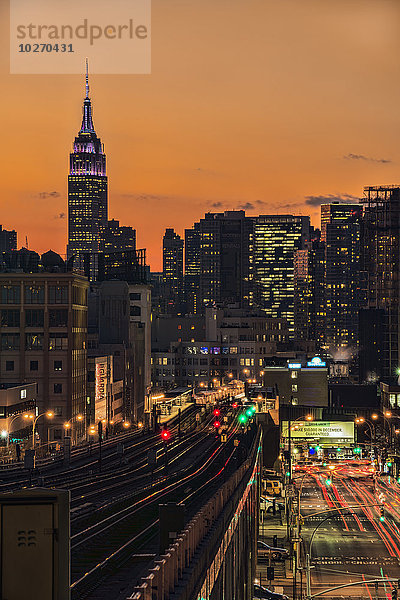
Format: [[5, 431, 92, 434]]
[[257, 511, 293, 597]]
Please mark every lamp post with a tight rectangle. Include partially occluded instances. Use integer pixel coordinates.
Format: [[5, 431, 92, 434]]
[[371, 411, 392, 443], [286, 414, 313, 481], [355, 417, 376, 459], [32, 411, 53, 450], [5, 413, 32, 449], [63, 414, 84, 446]]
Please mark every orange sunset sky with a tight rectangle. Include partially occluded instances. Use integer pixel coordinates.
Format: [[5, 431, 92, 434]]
[[1, 0, 400, 270]]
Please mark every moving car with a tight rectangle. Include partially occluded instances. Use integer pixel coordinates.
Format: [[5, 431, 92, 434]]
[[257, 540, 289, 561], [254, 584, 289, 600], [260, 496, 284, 513]]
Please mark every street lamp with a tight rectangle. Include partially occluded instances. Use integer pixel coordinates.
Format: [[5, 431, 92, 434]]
[[286, 415, 314, 481], [63, 414, 84, 446], [4, 413, 32, 449], [32, 411, 53, 450]]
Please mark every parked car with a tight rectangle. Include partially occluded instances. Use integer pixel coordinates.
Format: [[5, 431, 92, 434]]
[[254, 584, 289, 600], [257, 540, 289, 561], [260, 496, 284, 513]]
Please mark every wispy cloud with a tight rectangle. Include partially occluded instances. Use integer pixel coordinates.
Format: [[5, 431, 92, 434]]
[[343, 153, 392, 164], [305, 193, 360, 207], [37, 191, 61, 199], [236, 200, 267, 211]]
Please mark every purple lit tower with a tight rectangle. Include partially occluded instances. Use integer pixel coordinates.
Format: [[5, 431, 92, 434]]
[[67, 61, 108, 260]]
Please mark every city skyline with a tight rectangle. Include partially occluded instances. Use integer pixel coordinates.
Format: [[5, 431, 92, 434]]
[[1, 0, 400, 270]]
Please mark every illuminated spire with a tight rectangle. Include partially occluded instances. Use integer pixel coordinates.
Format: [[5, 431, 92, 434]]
[[80, 59, 95, 134], [85, 57, 89, 98]]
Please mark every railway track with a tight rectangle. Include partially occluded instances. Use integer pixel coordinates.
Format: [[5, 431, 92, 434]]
[[70, 417, 241, 599]]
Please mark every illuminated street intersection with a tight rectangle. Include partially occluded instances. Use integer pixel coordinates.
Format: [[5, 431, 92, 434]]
[[259, 460, 400, 600]]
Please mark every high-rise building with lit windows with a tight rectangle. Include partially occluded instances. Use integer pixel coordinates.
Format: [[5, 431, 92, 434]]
[[253, 215, 310, 334], [185, 211, 253, 311], [184, 222, 201, 314], [294, 236, 325, 345], [67, 63, 108, 260], [359, 186, 400, 379], [163, 228, 184, 312], [321, 203, 362, 348]]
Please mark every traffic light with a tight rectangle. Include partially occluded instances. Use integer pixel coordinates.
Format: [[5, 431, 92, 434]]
[[232, 402, 238, 409], [161, 429, 171, 441], [214, 420, 221, 429], [267, 566, 274, 581], [326, 475, 332, 486], [239, 414, 247, 424], [246, 408, 253, 417], [380, 506, 385, 522], [213, 408, 220, 417], [392, 589, 397, 600], [354, 447, 361, 454], [98, 420, 103, 438]]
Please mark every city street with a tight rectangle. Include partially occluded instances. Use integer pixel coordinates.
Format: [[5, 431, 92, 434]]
[[258, 461, 400, 599]]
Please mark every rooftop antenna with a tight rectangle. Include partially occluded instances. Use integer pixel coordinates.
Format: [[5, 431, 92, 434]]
[[85, 58, 89, 98], [25, 235, 28, 249]]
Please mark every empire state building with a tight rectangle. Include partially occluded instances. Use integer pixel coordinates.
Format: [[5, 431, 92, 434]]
[[67, 62, 108, 260]]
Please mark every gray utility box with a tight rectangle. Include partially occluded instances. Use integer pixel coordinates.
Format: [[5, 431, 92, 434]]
[[0, 488, 70, 600]]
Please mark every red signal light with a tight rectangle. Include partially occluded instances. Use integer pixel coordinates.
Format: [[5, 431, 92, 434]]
[[213, 408, 220, 417], [161, 429, 171, 441], [214, 420, 221, 429], [232, 402, 238, 409]]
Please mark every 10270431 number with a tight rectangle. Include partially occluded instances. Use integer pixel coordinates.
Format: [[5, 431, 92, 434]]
[[18, 43, 74, 53]]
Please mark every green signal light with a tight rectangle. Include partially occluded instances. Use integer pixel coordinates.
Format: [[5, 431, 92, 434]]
[[323, 462, 327, 467], [246, 409, 253, 417], [380, 515, 385, 522], [397, 477, 400, 484], [315, 445, 321, 451], [239, 414, 247, 424], [250, 406, 256, 413], [337, 448, 341, 452], [326, 478, 332, 486], [354, 447, 361, 454], [286, 471, 291, 477]]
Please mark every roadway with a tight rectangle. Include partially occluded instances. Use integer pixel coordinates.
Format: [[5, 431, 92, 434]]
[[300, 461, 400, 598], [258, 460, 400, 600]]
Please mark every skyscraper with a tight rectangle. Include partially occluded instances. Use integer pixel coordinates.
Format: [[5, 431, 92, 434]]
[[253, 215, 310, 334], [0, 225, 17, 253], [184, 222, 201, 314], [185, 211, 253, 311], [103, 219, 136, 253], [321, 203, 362, 348], [360, 186, 400, 379], [163, 228, 184, 313], [67, 62, 108, 260], [294, 235, 325, 345]]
